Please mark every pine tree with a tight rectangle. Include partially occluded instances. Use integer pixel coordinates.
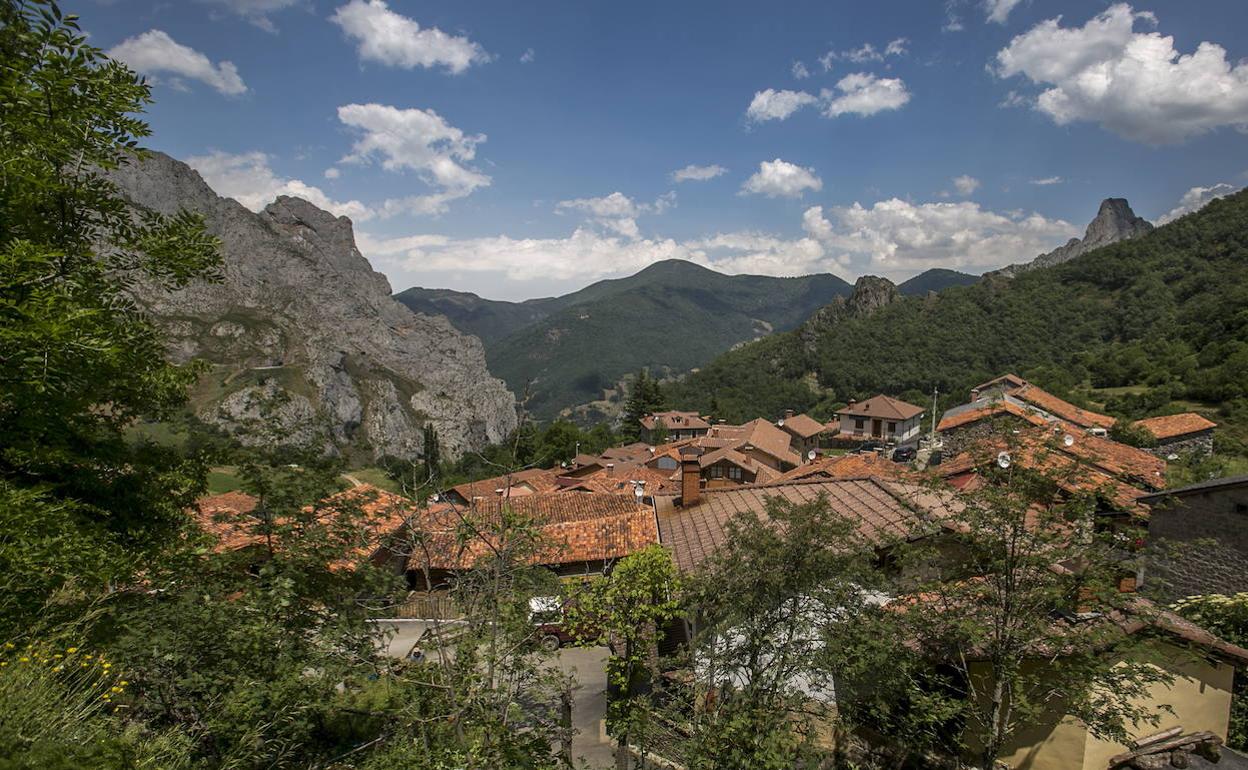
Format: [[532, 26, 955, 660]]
[[421, 423, 441, 483]]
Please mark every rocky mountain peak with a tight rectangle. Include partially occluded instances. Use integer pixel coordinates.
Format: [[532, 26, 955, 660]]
[[799, 275, 900, 349], [991, 196, 1154, 277]]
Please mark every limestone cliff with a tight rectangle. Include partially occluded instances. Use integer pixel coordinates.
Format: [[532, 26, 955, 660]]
[[799, 275, 900, 350], [109, 151, 517, 460], [994, 198, 1153, 277]]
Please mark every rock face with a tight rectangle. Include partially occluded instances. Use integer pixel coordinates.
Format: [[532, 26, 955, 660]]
[[799, 275, 900, 349], [996, 198, 1153, 277], [109, 151, 517, 460]]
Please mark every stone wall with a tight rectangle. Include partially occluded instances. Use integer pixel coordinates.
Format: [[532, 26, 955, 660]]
[[1144, 484, 1248, 600], [1145, 430, 1214, 459]]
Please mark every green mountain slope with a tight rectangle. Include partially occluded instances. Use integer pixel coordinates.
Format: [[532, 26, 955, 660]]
[[394, 287, 560, 345], [898, 268, 979, 295], [436, 260, 852, 419], [668, 192, 1248, 452]]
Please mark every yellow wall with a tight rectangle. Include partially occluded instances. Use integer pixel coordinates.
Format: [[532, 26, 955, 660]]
[[993, 641, 1234, 770]]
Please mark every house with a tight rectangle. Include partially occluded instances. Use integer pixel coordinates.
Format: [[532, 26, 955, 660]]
[[1133, 413, 1217, 458], [1139, 474, 1248, 600], [776, 410, 829, 458], [696, 446, 783, 487], [394, 492, 659, 590], [639, 411, 711, 442], [442, 467, 562, 505], [554, 461, 677, 501], [773, 451, 914, 483], [937, 394, 1051, 456], [834, 395, 926, 444], [964, 374, 1116, 434]]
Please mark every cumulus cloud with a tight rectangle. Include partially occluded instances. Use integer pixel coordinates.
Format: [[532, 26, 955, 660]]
[[994, 3, 1248, 144], [1030, 176, 1062, 185], [323, 167, 341, 179], [196, 0, 300, 32], [792, 61, 811, 79], [336, 103, 490, 215], [819, 38, 909, 66], [985, 0, 1022, 24], [330, 0, 489, 74], [187, 151, 374, 221], [107, 30, 246, 95], [671, 164, 727, 183], [953, 174, 981, 195], [740, 159, 822, 199], [555, 191, 675, 239], [801, 198, 1077, 273], [821, 73, 911, 117], [1157, 183, 1240, 224], [357, 196, 1077, 292], [746, 88, 818, 122]]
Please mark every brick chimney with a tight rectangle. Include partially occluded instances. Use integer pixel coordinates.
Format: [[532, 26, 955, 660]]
[[679, 446, 702, 507], [606, 462, 616, 477], [784, 409, 795, 419]]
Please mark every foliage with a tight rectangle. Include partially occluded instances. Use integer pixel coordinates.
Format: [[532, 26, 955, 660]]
[[668, 191, 1248, 451], [621, 368, 666, 441], [1172, 593, 1248, 750]]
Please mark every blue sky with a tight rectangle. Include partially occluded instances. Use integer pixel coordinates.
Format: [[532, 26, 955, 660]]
[[91, 0, 1248, 300]]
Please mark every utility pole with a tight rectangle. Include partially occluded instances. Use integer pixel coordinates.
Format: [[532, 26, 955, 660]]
[[931, 386, 939, 438]]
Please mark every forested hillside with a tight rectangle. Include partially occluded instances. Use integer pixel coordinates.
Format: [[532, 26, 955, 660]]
[[432, 260, 853, 420], [897, 268, 978, 295], [669, 191, 1248, 455]]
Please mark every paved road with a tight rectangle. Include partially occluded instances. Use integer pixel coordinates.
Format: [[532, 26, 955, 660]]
[[374, 620, 615, 768]]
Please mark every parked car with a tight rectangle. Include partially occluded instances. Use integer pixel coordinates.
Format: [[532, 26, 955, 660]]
[[892, 446, 916, 463], [856, 440, 885, 454], [528, 595, 603, 651]]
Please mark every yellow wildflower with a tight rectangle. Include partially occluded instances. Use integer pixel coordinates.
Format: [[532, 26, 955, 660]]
[[18, 657, 29, 663], [66, 647, 78, 654]]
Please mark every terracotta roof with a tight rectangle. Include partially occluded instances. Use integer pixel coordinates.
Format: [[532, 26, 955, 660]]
[[1012, 384, 1116, 430], [775, 452, 914, 483], [777, 413, 827, 439], [1133, 412, 1217, 441], [1117, 597, 1248, 666], [400, 493, 658, 571], [556, 463, 677, 497], [193, 491, 261, 551], [657, 478, 959, 572], [639, 411, 711, 432], [446, 467, 562, 502], [1138, 473, 1248, 502], [734, 418, 803, 467], [970, 373, 1028, 394], [838, 395, 925, 421], [937, 397, 1049, 432]]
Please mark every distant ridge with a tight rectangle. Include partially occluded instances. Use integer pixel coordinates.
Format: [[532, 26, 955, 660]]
[[898, 268, 978, 295]]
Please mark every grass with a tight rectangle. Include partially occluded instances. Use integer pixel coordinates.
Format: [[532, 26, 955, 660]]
[[341, 467, 401, 494], [206, 466, 244, 494]]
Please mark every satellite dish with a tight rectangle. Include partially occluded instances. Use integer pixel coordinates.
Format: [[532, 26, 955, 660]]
[[778, 419, 785, 427], [807, 449, 817, 461], [1062, 434, 1075, 447], [560, 461, 567, 468], [430, 493, 440, 503], [996, 451, 1012, 469]]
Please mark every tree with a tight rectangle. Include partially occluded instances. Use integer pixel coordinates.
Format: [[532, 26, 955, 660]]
[[886, 435, 1173, 770], [421, 422, 442, 483], [569, 545, 682, 769], [1172, 593, 1248, 750], [622, 369, 664, 441], [0, 0, 221, 633]]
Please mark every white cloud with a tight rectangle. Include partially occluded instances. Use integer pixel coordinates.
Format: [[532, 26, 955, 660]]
[[821, 73, 911, 117], [187, 151, 374, 221], [336, 103, 490, 215], [740, 159, 822, 199], [555, 191, 675, 239], [107, 30, 246, 95], [520, 48, 535, 63], [985, 0, 1022, 24], [1157, 183, 1240, 224], [330, 0, 489, 74], [671, 164, 727, 183], [792, 61, 811, 79], [196, 0, 299, 32], [818, 37, 909, 67], [953, 174, 981, 195], [746, 88, 818, 122], [324, 167, 341, 179], [994, 3, 1248, 144], [1029, 176, 1062, 185], [801, 198, 1078, 273], [885, 38, 909, 57]]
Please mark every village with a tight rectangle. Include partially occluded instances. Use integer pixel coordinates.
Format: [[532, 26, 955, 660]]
[[193, 374, 1248, 770]]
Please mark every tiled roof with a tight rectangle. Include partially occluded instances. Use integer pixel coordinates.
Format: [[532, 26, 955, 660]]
[[639, 411, 711, 431], [775, 452, 914, 483], [400, 493, 658, 571], [937, 397, 1050, 432], [446, 467, 562, 502], [838, 394, 925, 421], [1133, 412, 1217, 440], [969, 373, 1028, 395], [556, 463, 677, 497], [735, 418, 803, 467], [1138, 473, 1248, 502], [1012, 384, 1116, 430], [777, 413, 827, 439], [657, 478, 958, 572]]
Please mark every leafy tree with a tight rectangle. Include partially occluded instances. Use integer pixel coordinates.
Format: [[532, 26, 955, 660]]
[[0, 0, 221, 632], [1172, 593, 1248, 750]]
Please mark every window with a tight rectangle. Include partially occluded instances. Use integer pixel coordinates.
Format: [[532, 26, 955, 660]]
[[888, 422, 897, 433], [727, 466, 743, 481], [708, 466, 722, 478], [854, 418, 865, 431], [657, 457, 678, 470]]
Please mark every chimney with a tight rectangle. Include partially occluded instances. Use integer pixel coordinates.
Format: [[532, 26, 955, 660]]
[[680, 446, 702, 507], [784, 409, 795, 419], [607, 462, 616, 477]]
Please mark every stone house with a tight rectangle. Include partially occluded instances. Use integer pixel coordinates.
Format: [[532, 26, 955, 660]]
[[639, 411, 711, 442], [834, 395, 926, 444], [776, 410, 829, 458], [1133, 413, 1217, 459], [1140, 474, 1248, 600]]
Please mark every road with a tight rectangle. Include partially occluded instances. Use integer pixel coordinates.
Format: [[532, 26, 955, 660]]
[[374, 620, 615, 768]]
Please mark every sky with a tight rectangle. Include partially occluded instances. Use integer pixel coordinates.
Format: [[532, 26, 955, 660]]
[[89, 0, 1248, 301]]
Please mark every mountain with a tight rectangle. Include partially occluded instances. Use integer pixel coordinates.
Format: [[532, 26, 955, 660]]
[[993, 198, 1154, 277], [411, 260, 853, 420], [898, 268, 978, 295], [109, 152, 517, 460], [667, 191, 1248, 430], [393, 287, 560, 345]]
